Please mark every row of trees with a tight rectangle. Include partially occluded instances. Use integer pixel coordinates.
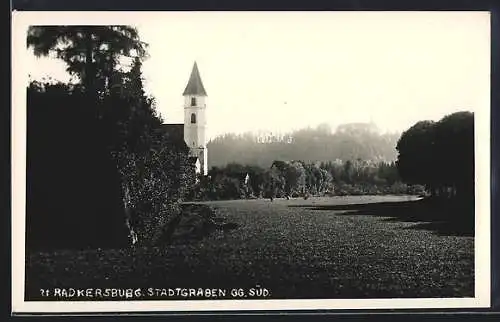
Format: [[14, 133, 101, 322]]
[[187, 160, 423, 201], [204, 111, 474, 204], [26, 26, 192, 250], [207, 123, 400, 168]]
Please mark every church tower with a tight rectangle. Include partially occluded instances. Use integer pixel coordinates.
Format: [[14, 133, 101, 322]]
[[183, 62, 208, 175]]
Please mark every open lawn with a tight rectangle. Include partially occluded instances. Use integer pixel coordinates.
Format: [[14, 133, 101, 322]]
[[25, 195, 474, 300]]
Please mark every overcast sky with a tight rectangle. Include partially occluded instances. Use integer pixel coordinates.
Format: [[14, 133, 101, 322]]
[[23, 11, 490, 139]]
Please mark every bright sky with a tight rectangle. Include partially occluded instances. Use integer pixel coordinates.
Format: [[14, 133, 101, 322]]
[[23, 11, 490, 139]]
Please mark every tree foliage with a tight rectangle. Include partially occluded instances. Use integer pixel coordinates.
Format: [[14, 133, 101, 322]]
[[27, 26, 147, 96], [396, 111, 474, 204], [396, 121, 437, 187]]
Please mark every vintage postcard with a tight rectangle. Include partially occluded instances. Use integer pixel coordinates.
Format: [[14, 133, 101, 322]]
[[11, 11, 491, 313]]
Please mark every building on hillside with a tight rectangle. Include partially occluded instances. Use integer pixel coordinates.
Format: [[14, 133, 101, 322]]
[[161, 61, 209, 176], [336, 122, 379, 135]]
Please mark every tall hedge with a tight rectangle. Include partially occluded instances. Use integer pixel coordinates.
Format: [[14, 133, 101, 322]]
[[26, 80, 196, 250], [26, 82, 130, 250]]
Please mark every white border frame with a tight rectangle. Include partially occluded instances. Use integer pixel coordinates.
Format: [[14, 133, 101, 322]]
[[11, 11, 491, 313]]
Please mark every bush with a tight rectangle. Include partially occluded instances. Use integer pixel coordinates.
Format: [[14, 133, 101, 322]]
[[407, 184, 427, 196]]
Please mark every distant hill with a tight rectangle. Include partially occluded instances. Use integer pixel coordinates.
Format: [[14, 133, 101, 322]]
[[207, 123, 400, 168]]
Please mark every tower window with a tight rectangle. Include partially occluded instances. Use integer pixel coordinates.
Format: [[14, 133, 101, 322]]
[[191, 113, 197, 124], [191, 97, 196, 106]]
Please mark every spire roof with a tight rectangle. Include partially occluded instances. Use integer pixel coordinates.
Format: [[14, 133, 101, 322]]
[[183, 62, 207, 96]]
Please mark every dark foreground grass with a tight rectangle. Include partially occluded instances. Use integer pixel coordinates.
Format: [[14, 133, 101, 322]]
[[25, 196, 474, 300]]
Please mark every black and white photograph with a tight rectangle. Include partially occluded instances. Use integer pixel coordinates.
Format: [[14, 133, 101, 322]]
[[12, 11, 490, 313]]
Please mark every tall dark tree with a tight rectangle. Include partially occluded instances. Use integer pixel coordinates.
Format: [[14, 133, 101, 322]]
[[396, 120, 437, 193], [396, 112, 474, 200], [433, 111, 474, 199], [105, 56, 162, 156]]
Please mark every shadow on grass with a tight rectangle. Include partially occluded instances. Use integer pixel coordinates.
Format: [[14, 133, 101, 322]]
[[289, 198, 474, 237], [160, 204, 240, 245]]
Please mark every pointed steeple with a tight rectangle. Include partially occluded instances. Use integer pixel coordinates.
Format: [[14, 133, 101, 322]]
[[183, 61, 207, 96]]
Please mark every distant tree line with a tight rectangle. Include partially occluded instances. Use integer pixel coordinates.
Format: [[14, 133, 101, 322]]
[[187, 159, 424, 201], [193, 111, 474, 204], [207, 123, 400, 168]]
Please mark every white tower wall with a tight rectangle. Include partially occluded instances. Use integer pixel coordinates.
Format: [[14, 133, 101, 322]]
[[182, 62, 209, 176], [182, 99, 207, 173]]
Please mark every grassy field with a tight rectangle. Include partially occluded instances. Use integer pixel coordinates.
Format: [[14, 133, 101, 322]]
[[25, 195, 474, 300]]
